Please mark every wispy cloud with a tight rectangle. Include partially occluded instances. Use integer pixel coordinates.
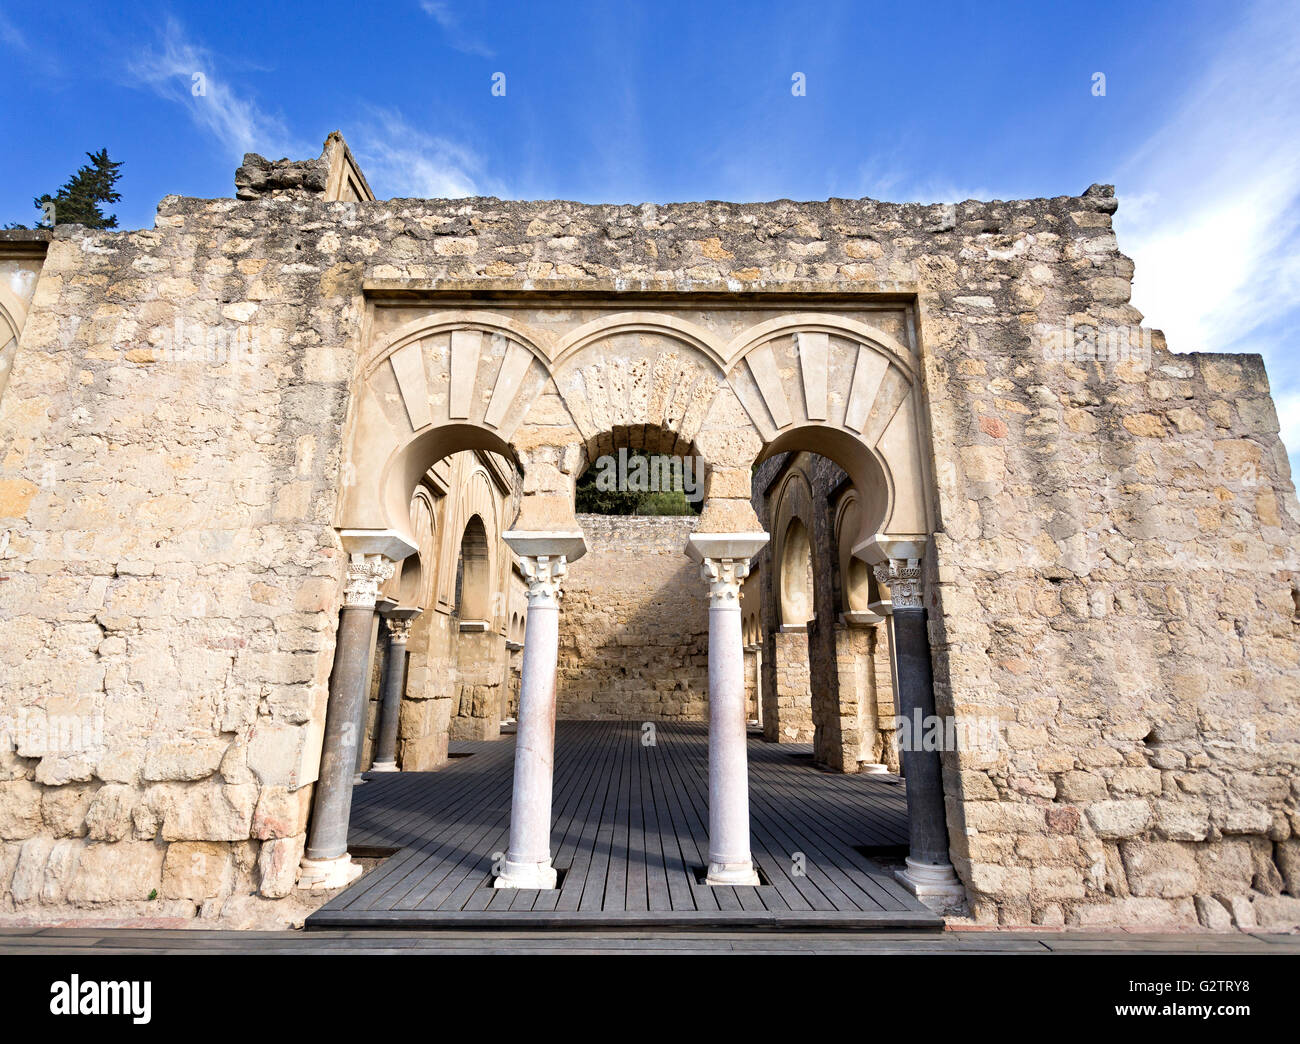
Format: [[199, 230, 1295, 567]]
[[350, 108, 505, 199], [419, 1, 494, 57], [126, 18, 310, 160], [1113, 0, 1300, 465]]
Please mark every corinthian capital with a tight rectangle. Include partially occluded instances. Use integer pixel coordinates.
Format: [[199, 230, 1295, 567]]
[[343, 553, 396, 609], [521, 554, 568, 608], [873, 557, 924, 611], [700, 557, 750, 607]]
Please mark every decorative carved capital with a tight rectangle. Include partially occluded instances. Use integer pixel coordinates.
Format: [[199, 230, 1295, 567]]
[[700, 557, 751, 608], [343, 553, 395, 609], [873, 557, 924, 611], [386, 617, 413, 644], [520, 554, 568, 608]]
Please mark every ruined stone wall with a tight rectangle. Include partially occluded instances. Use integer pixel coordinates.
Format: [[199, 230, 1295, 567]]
[[0, 175, 1295, 928], [557, 514, 709, 720]]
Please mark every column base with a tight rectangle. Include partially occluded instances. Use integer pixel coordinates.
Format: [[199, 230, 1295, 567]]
[[706, 860, 760, 886], [352, 773, 366, 785], [895, 858, 966, 913], [857, 762, 891, 774], [369, 760, 399, 773], [297, 854, 364, 891], [493, 859, 557, 890]]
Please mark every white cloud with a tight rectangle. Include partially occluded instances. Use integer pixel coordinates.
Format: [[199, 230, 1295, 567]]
[[126, 19, 310, 161], [419, 1, 494, 57], [350, 108, 504, 200], [1112, 1, 1300, 465]]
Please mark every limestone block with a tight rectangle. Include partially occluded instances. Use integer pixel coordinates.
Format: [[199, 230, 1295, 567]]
[[1192, 839, 1255, 895], [141, 736, 229, 782], [162, 841, 232, 899], [160, 783, 258, 841], [9, 837, 54, 903], [246, 721, 306, 787], [0, 779, 42, 839], [1277, 838, 1300, 897], [1251, 894, 1300, 929], [257, 833, 305, 899], [1074, 896, 1198, 929], [1193, 894, 1233, 931], [1084, 799, 1151, 839], [40, 783, 94, 838], [251, 786, 309, 840], [66, 841, 166, 902], [84, 784, 136, 841], [1120, 841, 1198, 898]]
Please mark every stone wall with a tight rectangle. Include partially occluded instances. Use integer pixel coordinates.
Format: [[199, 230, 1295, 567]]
[[0, 156, 1295, 928], [556, 514, 709, 720]]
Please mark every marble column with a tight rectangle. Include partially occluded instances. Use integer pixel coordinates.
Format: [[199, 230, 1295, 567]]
[[494, 531, 586, 890], [870, 540, 964, 910], [688, 532, 769, 887], [300, 552, 395, 890], [370, 608, 419, 772], [353, 595, 395, 784]]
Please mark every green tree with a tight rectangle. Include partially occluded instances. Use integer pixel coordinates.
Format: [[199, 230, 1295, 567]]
[[31, 149, 124, 229]]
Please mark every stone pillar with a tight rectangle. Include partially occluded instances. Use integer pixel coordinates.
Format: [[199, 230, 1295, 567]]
[[354, 595, 394, 784], [494, 531, 586, 890], [870, 541, 964, 911], [370, 608, 419, 772], [300, 552, 395, 890], [688, 532, 769, 887]]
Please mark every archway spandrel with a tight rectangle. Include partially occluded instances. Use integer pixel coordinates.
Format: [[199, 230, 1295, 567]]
[[552, 330, 724, 462]]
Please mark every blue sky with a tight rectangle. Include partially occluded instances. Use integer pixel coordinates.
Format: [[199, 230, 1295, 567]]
[[2, 0, 1297, 466]]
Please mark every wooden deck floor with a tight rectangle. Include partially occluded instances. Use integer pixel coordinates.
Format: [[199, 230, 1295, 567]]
[[307, 720, 941, 929]]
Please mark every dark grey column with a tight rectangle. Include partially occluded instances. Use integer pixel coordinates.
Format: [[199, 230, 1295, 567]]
[[352, 602, 391, 784], [299, 553, 394, 890], [891, 604, 949, 865], [873, 550, 964, 910], [371, 610, 417, 771]]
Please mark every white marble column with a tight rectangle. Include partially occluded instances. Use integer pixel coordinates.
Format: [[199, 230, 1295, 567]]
[[688, 532, 769, 887], [494, 531, 586, 889]]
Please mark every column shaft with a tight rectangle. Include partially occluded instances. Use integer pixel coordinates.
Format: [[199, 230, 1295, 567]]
[[371, 616, 413, 771], [892, 607, 949, 865], [871, 546, 964, 911], [494, 552, 568, 889], [706, 590, 757, 884], [299, 553, 393, 890]]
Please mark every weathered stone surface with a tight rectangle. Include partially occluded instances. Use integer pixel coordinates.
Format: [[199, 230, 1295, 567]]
[[84, 784, 136, 842], [0, 138, 1295, 931], [1193, 894, 1233, 930], [141, 737, 229, 782], [159, 784, 258, 842], [65, 841, 165, 902], [1121, 841, 1198, 898], [257, 833, 305, 899], [0, 780, 42, 839], [1085, 800, 1152, 840], [161, 841, 232, 900]]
